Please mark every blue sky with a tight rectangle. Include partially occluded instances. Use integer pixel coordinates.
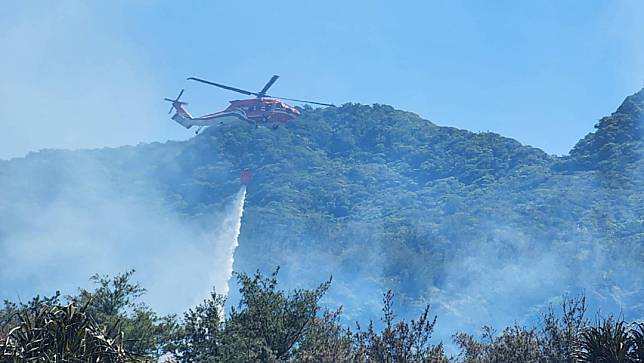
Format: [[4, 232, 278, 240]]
[[1, 1, 642, 159]]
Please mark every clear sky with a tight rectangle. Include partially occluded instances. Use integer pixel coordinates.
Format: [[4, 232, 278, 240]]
[[1, 1, 643, 159]]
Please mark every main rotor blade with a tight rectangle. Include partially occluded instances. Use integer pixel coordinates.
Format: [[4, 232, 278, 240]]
[[258, 75, 279, 97], [187, 77, 255, 96], [268, 95, 335, 107]]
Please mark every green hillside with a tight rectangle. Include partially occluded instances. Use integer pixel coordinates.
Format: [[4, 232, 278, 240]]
[[0, 89, 642, 334]]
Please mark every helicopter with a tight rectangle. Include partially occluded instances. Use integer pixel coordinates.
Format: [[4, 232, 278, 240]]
[[165, 75, 334, 132]]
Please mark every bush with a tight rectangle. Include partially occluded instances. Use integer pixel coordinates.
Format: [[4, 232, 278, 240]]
[[1, 301, 143, 362]]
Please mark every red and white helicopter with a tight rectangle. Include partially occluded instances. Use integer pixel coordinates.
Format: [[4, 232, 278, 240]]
[[165, 75, 333, 132]]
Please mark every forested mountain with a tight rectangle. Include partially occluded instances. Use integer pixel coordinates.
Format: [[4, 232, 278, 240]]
[[1, 88, 642, 338]]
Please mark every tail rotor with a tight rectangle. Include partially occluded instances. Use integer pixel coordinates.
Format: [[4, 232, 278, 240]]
[[164, 89, 188, 114]]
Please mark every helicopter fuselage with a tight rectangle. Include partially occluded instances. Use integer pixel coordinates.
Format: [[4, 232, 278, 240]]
[[225, 98, 301, 125]]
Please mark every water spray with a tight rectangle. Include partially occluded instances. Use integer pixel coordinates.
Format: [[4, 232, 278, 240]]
[[220, 185, 247, 296]]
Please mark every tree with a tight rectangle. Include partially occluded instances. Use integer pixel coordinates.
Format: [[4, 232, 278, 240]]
[[221, 268, 331, 362], [167, 290, 226, 363], [69, 270, 177, 359], [538, 295, 587, 362], [297, 307, 355, 363], [352, 290, 448, 363], [169, 268, 331, 362], [453, 325, 541, 363]]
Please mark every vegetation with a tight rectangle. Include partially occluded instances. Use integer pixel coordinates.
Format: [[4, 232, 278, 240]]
[[1, 90, 642, 326], [566, 90, 643, 176], [0, 90, 642, 361], [1, 298, 143, 362], [2, 271, 643, 362], [1, 271, 174, 362]]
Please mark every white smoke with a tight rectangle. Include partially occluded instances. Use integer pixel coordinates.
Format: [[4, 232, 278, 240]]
[[0, 152, 245, 316]]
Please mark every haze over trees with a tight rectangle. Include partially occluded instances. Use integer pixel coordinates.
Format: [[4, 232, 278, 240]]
[[0, 88, 642, 360]]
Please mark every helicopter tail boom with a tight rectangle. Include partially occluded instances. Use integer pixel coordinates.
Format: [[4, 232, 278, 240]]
[[171, 108, 194, 129], [165, 89, 194, 128]]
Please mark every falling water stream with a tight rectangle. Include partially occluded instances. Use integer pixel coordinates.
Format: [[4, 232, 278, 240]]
[[219, 186, 247, 296]]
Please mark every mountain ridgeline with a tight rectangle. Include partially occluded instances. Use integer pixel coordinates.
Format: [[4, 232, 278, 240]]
[[0, 89, 642, 335]]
